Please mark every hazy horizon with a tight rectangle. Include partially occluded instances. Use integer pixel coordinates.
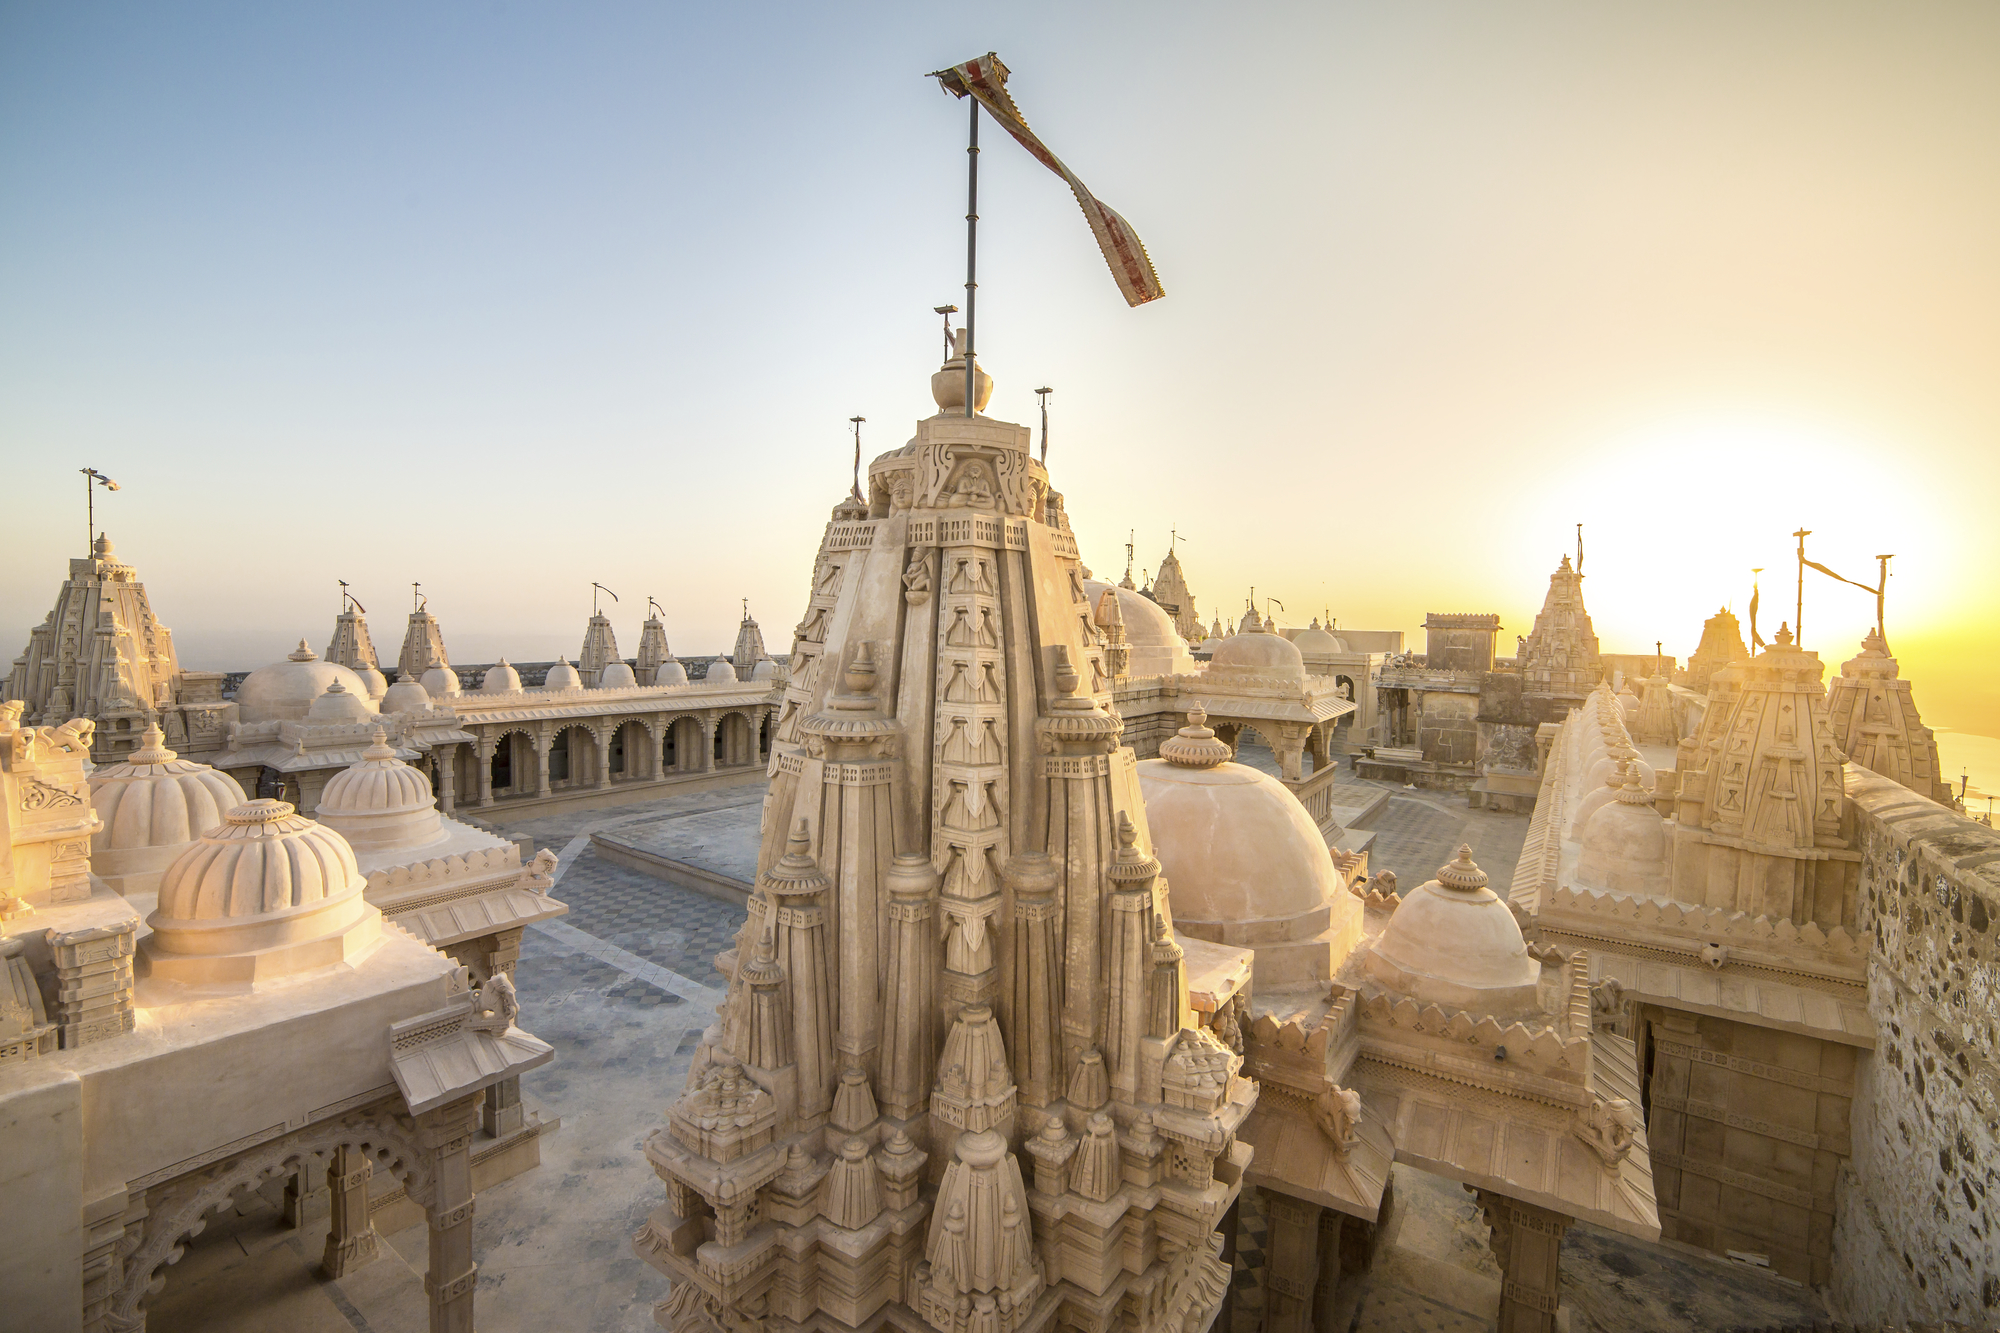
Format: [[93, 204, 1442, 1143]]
[[5, 4, 1996, 790]]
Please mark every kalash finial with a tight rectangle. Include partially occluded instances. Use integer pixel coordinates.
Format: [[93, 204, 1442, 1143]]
[[362, 725, 397, 762], [1160, 704, 1232, 769], [289, 639, 318, 662], [1436, 844, 1490, 894]]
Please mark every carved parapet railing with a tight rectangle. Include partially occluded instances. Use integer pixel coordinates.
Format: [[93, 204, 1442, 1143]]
[[1354, 954, 1594, 1099], [1540, 884, 1867, 981], [1281, 764, 1344, 839], [363, 844, 522, 897]]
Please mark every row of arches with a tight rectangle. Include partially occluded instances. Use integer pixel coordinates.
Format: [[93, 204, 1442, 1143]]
[[460, 708, 774, 806]]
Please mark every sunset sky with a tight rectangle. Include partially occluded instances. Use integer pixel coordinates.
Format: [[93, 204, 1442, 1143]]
[[4, 4, 1996, 789]]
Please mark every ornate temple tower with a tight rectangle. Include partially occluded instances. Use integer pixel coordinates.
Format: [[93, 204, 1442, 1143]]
[[636, 348, 1252, 1333], [1669, 625, 1858, 923], [636, 613, 673, 685], [1150, 544, 1200, 642], [578, 613, 622, 688], [324, 607, 379, 671], [1823, 630, 1953, 805], [1517, 555, 1601, 712], [732, 605, 769, 671], [1685, 606, 1748, 694], [3, 535, 231, 761], [397, 605, 451, 683]]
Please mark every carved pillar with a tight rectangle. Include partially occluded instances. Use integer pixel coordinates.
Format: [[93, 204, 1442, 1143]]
[[1273, 722, 1308, 782], [879, 852, 939, 1120], [320, 1144, 380, 1276], [418, 1095, 483, 1333], [1311, 1205, 1344, 1330], [1475, 1189, 1572, 1333], [437, 743, 457, 814], [535, 727, 552, 798], [593, 727, 612, 790], [482, 1077, 523, 1139], [1006, 853, 1064, 1108], [283, 1154, 329, 1227], [476, 738, 494, 807], [46, 922, 136, 1048], [1261, 1191, 1324, 1333], [699, 715, 716, 773]]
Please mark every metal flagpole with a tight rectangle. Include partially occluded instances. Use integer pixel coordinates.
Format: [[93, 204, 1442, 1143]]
[[1874, 554, 1894, 641], [1036, 387, 1052, 463], [1793, 528, 1811, 641], [849, 417, 866, 498], [964, 98, 980, 419]]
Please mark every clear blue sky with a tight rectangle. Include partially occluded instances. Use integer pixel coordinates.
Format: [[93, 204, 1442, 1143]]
[[5, 3, 1998, 746]]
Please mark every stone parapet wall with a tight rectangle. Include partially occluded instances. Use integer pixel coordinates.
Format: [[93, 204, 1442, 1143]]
[[1833, 767, 2000, 1323]]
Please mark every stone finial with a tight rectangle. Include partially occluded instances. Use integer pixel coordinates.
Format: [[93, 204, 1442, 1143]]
[[128, 719, 176, 766], [1160, 705, 1232, 769], [289, 639, 318, 662], [1436, 845, 1489, 894]]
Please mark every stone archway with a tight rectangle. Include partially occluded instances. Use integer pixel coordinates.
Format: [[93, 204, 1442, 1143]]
[[611, 719, 647, 781], [114, 1109, 436, 1331]]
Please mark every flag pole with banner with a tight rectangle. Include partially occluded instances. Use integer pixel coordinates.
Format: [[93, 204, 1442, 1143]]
[[931, 53, 1166, 416]]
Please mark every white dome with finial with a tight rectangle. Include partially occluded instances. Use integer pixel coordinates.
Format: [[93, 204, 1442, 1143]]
[[705, 658, 738, 684], [90, 722, 248, 897], [381, 670, 432, 714], [1366, 846, 1541, 1016], [599, 661, 638, 689], [1292, 617, 1348, 657], [353, 663, 389, 701], [481, 658, 522, 693], [1206, 625, 1305, 683], [144, 799, 383, 984], [315, 726, 444, 853], [305, 679, 374, 724], [419, 661, 461, 698], [542, 657, 581, 690], [750, 659, 776, 682], [655, 657, 689, 686], [235, 640, 376, 724]]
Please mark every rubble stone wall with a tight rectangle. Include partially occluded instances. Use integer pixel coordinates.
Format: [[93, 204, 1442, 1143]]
[[1833, 767, 2000, 1323]]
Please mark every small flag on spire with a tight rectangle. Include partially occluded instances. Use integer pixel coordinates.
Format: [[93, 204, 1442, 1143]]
[[932, 53, 1165, 307]]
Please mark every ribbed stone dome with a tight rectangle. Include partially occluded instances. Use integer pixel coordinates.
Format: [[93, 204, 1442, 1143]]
[[599, 661, 638, 689], [1205, 627, 1305, 683], [90, 724, 248, 896], [146, 799, 382, 984], [542, 658, 582, 690], [481, 658, 523, 693], [1366, 847, 1541, 1016], [235, 641, 376, 724], [314, 727, 444, 854]]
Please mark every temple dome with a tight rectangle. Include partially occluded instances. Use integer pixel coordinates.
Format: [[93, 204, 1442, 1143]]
[[235, 641, 376, 724], [599, 661, 637, 689], [1292, 620, 1347, 657], [1082, 580, 1197, 676], [1366, 847, 1541, 1015], [381, 671, 431, 714], [420, 663, 461, 699], [90, 724, 248, 897], [315, 727, 444, 853], [1205, 626, 1305, 683], [144, 799, 382, 984], [1576, 778, 1669, 896], [542, 658, 581, 690], [1138, 708, 1350, 985], [655, 658, 689, 686], [305, 680, 374, 724], [705, 658, 738, 684], [481, 659, 522, 693], [353, 664, 389, 701], [750, 659, 777, 682]]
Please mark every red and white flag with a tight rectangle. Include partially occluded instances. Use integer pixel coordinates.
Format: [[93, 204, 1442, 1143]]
[[933, 53, 1165, 308]]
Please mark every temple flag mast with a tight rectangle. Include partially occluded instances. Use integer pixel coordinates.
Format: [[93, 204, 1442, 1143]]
[[81, 467, 120, 553], [591, 582, 619, 615]]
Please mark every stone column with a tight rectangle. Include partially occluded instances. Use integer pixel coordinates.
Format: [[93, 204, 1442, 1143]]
[[535, 728, 552, 798], [1261, 1191, 1325, 1333], [1475, 1189, 1572, 1333], [1273, 722, 1308, 782], [437, 743, 457, 814], [593, 727, 612, 789], [320, 1145, 379, 1276], [419, 1095, 483, 1333], [283, 1155, 329, 1227], [699, 716, 716, 773], [476, 738, 494, 808], [1311, 1205, 1345, 1330], [482, 1078, 523, 1139]]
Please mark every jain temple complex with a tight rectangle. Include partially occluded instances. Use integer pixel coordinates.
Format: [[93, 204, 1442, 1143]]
[[5, 338, 2000, 1333]]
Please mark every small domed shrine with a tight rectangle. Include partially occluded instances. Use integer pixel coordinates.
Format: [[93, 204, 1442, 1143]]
[[540, 657, 581, 690], [234, 641, 377, 724], [143, 798, 384, 984], [1366, 845, 1541, 1014], [88, 721, 247, 899], [480, 658, 522, 693], [314, 726, 446, 854], [1139, 707, 1360, 985]]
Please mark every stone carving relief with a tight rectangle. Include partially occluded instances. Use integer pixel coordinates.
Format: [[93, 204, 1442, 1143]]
[[1311, 1084, 1362, 1157], [1573, 1095, 1640, 1167]]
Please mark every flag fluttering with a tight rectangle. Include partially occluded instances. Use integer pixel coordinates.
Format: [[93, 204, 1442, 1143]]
[[932, 53, 1165, 308], [1802, 557, 1878, 597]]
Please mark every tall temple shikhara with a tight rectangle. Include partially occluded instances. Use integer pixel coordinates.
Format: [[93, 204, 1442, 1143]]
[[635, 340, 1252, 1333]]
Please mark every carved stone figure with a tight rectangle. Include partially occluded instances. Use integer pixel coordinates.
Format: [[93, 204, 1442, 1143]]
[[1574, 1095, 1640, 1167], [1311, 1084, 1363, 1157]]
